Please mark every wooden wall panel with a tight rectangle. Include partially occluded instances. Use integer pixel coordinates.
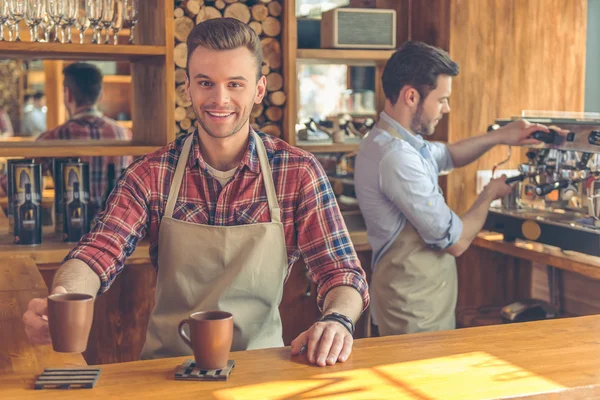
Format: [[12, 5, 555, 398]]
[[455, 246, 532, 314], [447, 0, 586, 215], [436, 0, 586, 321], [531, 263, 600, 317], [97, 83, 132, 121]]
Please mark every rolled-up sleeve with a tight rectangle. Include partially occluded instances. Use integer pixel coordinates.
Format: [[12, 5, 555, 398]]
[[428, 141, 454, 173], [380, 150, 462, 250], [295, 156, 369, 312]]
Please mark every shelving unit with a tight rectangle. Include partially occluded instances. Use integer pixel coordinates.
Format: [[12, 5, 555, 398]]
[[283, 1, 393, 152], [296, 143, 360, 153], [0, 141, 160, 157], [104, 75, 133, 84], [0, 42, 166, 61], [297, 48, 395, 64], [0, 0, 174, 157]]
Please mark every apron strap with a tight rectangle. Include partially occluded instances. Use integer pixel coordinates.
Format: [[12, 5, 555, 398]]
[[253, 131, 281, 223], [377, 118, 443, 195], [164, 131, 280, 223], [164, 134, 194, 218], [376, 119, 401, 140]]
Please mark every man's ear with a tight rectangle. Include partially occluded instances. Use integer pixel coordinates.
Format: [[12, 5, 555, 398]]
[[64, 87, 72, 103], [185, 72, 191, 100], [255, 75, 267, 104], [403, 86, 421, 108]]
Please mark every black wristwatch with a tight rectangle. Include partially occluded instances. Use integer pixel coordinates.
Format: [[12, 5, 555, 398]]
[[319, 312, 355, 335]]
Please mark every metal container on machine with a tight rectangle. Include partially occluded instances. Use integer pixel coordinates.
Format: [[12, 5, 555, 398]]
[[62, 161, 91, 242], [52, 158, 79, 235], [7, 158, 33, 233], [12, 161, 42, 245]]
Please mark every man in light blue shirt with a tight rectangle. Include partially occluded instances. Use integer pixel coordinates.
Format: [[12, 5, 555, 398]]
[[355, 41, 552, 336]]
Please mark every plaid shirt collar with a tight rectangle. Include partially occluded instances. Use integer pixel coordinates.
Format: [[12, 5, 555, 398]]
[[188, 126, 261, 175]]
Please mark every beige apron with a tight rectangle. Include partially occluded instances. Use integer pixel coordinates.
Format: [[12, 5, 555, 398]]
[[370, 120, 457, 336], [140, 131, 288, 359]]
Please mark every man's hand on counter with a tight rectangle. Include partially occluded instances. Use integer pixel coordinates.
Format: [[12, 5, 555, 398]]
[[290, 320, 353, 367], [22, 285, 67, 346]]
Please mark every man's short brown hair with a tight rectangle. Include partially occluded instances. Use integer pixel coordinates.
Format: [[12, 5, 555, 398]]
[[63, 63, 103, 107], [382, 41, 459, 105], [186, 18, 263, 80]]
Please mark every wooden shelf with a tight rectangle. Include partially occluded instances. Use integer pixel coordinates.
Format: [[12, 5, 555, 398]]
[[0, 141, 160, 157], [297, 142, 360, 153], [296, 49, 395, 64], [0, 42, 166, 61], [0, 229, 151, 265], [104, 75, 133, 84], [27, 72, 132, 85], [115, 120, 133, 129]]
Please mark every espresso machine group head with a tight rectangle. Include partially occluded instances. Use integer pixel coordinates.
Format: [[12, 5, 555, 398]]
[[484, 112, 600, 256]]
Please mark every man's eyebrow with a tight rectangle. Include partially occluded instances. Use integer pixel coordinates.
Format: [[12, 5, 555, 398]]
[[192, 74, 248, 82], [193, 73, 211, 80]]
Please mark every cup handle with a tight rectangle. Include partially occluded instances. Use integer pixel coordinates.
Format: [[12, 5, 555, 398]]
[[178, 319, 192, 349]]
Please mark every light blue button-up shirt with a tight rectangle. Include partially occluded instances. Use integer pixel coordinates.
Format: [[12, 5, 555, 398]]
[[354, 112, 463, 270]]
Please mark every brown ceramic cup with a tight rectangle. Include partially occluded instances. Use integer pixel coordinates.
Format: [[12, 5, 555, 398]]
[[47, 293, 95, 353], [178, 311, 233, 370]]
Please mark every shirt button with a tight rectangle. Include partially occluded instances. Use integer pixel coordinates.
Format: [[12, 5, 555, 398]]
[[428, 201, 433, 206]]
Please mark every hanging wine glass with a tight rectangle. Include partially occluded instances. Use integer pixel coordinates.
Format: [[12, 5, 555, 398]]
[[62, 0, 77, 43], [100, 0, 113, 44], [45, 0, 63, 43], [8, 0, 26, 42], [74, 0, 88, 43], [86, 0, 102, 44], [39, 11, 53, 42], [123, 0, 136, 44], [0, 1, 10, 41], [24, 0, 43, 41], [110, 0, 121, 45]]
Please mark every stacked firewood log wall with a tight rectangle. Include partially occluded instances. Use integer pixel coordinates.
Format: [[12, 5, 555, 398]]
[[173, 0, 285, 138]]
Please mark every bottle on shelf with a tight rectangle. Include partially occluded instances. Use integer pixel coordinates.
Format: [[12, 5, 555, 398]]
[[64, 181, 90, 242], [15, 183, 42, 245]]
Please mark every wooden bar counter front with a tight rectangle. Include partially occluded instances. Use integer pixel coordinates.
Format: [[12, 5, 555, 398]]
[[3, 254, 600, 399]]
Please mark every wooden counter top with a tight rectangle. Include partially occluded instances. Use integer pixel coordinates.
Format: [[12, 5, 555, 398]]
[[0, 231, 151, 266], [3, 315, 600, 398], [474, 230, 600, 280], [0, 256, 86, 375]]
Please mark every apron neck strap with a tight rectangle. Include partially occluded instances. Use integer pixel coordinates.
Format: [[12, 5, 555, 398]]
[[377, 119, 404, 141], [164, 134, 194, 218], [252, 131, 280, 223], [164, 132, 281, 223]]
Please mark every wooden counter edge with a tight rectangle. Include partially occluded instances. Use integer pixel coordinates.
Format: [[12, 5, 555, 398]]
[[473, 231, 600, 280]]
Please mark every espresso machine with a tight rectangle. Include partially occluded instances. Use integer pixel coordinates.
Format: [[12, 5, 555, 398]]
[[484, 111, 600, 257]]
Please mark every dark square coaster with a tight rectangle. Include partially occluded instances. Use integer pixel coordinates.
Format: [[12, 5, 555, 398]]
[[174, 359, 235, 381], [35, 368, 101, 390]]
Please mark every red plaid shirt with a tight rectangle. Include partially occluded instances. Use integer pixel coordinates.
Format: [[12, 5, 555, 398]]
[[37, 111, 133, 206], [66, 130, 369, 311]]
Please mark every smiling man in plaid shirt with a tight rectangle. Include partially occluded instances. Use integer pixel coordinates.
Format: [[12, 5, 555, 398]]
[[23, 18, 369, 367]]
